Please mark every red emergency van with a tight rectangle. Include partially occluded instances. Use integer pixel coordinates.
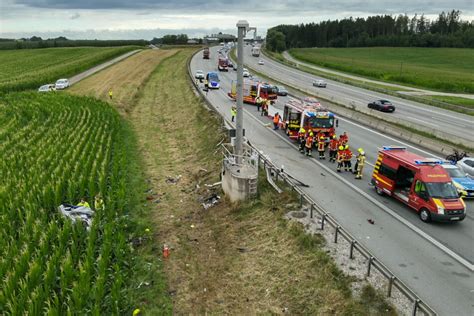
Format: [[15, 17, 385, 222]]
[[371, 146, 466, 222]]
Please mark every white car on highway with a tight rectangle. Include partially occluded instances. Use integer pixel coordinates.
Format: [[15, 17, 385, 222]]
[[38, 84, 56, 92], [195, 70, 205, 80], [313, 79, 327, 88], [258, 60, 264, 65], [55, 78, 70, 90], [243, 68, 250, 77]]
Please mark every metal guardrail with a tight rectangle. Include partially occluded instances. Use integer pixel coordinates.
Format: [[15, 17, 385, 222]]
[[187, 48, 437, 316]]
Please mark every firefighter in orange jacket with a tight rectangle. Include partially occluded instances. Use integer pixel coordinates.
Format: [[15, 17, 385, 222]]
[[329, 135, 338, 163], [273, 112, 280, 130], [317, 136, 325, 159], [336, 145, 345, 172], [343, 145, 353, 172], [305, 132, 314, 157], [298, 127, 306, 153], [339, 132, 349, 146]]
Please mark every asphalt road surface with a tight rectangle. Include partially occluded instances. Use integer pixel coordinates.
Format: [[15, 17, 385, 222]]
[[191, 46, 473, 316], [246, 47, 474, 148]]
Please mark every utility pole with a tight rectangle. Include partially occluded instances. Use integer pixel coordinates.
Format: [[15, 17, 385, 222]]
[[235, 20, 256, 161]]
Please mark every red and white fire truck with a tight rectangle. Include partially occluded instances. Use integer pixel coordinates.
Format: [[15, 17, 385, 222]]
[[281, 99, 337, 143], [218, 56, 228, 71], [228, 79, 278, 104]]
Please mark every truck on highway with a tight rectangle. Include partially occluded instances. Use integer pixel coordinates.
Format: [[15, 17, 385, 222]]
[[281, 99, 337, 144], [251, 46, 260, 57], [203, 47, 210, 59], [371, 146, 466, 222], [228, 79, 277, 104], [218, 56, 228, 71]]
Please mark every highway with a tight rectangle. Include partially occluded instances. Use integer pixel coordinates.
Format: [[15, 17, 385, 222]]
[[190, 46, 473, 315], [245, 47, 474, 147]]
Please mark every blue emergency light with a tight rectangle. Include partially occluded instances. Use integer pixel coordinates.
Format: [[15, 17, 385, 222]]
[[382, 146, 406, 151], [415, 159, 443, 165]]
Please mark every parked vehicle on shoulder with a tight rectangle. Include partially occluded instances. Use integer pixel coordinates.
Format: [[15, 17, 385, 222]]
[[313, 79, 327, 88], [457, 157, 474, 177], [243, 68, 250, 77], [275, 86, 288, 96], [442, 164, 474, 198], [371, 146, 466, 222], [205, 72, 220, 89], [368, 99, 395, 112], [38, 84, 56, 92], [195, 70, 205, 80], [258, 60, 264, 65], [55, 78, 70, 90]]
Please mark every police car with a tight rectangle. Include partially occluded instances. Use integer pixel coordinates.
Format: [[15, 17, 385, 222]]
[[442, 164, 474, 198]]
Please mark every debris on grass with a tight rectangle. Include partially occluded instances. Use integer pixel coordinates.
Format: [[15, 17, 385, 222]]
[[201, 193, 221, 209], [166, 175, 182, 184]]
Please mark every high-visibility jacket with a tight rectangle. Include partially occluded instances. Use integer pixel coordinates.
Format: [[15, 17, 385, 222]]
[[329, 138, 338, 151], [298, 128, 306, 140], [78, 201, 90, 208], [340, 134, 348, 145], [273, 114, 280, 124], [343, 149, 353, 161], [336, 150, 345, 162], [231, 108, 237, 116], [356, 154, 366, 170], [305, 136, 314, 148], [317, 139, 325, 151]]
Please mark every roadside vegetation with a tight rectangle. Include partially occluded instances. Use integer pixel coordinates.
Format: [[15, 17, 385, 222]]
[[289, 47, 474, 93], [0, 92, 144, 314], [0, 46, 138, 92]]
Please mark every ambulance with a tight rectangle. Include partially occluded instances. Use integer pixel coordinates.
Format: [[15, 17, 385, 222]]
[[371, 146, 466, 222]]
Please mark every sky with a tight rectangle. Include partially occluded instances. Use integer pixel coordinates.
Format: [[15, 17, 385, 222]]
[[1, 0, 473, 40]]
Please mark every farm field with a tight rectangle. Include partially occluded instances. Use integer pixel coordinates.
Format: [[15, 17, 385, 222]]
[[289, 47, 474, 93], [0, 46, 137, 92], [0, 92, 143, 314]]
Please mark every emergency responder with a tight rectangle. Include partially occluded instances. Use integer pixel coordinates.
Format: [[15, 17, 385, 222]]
[[273, 112, 280, 130], [354, 148, 366, 179], [231, 106, 237, 122], [298, 127, 306, 153], [78, 197, 90, 208], [94, 194, 105, 211], [305, 132, 314, 157], [339, 132, 349, 146], [343, 145, 353, 172], [256, 96, 262, 112], [317, 136, 326, 159], [108, 89, 113, 100], [336, 145, 345, 172], [261, 99, 269, 116], [329, 135, 338, 162]]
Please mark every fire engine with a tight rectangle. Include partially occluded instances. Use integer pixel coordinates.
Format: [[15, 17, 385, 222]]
[[218, 56, 228, 71], [281, 99, 337, 143], [228, 79, 278, 104]]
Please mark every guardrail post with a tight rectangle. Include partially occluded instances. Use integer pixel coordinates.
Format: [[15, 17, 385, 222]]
[[321, 214, 326, 230], [334, 226, 340, 243], [299, 193, 304, 207], [412, 299, 420, 316], [310, 204, 314, 219], [275, 170, 279, 182], [366, 257, 374, 277], [387, 276, 396, 297], [349, 240, 356, 259]]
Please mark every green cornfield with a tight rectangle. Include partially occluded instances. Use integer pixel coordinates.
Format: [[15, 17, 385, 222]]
[[0, 46, 137, 93], [0, 92, 140, 314]]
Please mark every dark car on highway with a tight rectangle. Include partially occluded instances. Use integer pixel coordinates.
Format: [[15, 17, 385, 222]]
[[368, 99, 395, 112], [275, 86, 288, 96]]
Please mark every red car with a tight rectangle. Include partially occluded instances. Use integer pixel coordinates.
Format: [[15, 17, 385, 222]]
[[368, 99, 395, 112]]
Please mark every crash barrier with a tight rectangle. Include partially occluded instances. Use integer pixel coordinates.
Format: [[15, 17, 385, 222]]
[[187, 49, 436, 316], [249, 147, 436, 316]]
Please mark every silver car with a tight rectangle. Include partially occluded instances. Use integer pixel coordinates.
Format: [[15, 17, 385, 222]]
[[313, 79, 327, 88], [38, 84, 56, 92], [55, 78, 70, 90], [458, 157, 474, 177]]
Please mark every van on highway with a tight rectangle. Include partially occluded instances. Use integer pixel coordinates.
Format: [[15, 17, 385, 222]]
[[371, 146, 466, 222]]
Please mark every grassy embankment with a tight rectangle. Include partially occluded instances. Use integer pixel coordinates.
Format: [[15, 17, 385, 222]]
[[265, 48, 474, 114], [0, 46, 138, 93], [73, 48, 396, 313], [289, 47, 474, 94]]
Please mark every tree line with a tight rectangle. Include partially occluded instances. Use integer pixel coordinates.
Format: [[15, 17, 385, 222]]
[[266, 10, 474, 51], [0, 37, 148, 50]]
